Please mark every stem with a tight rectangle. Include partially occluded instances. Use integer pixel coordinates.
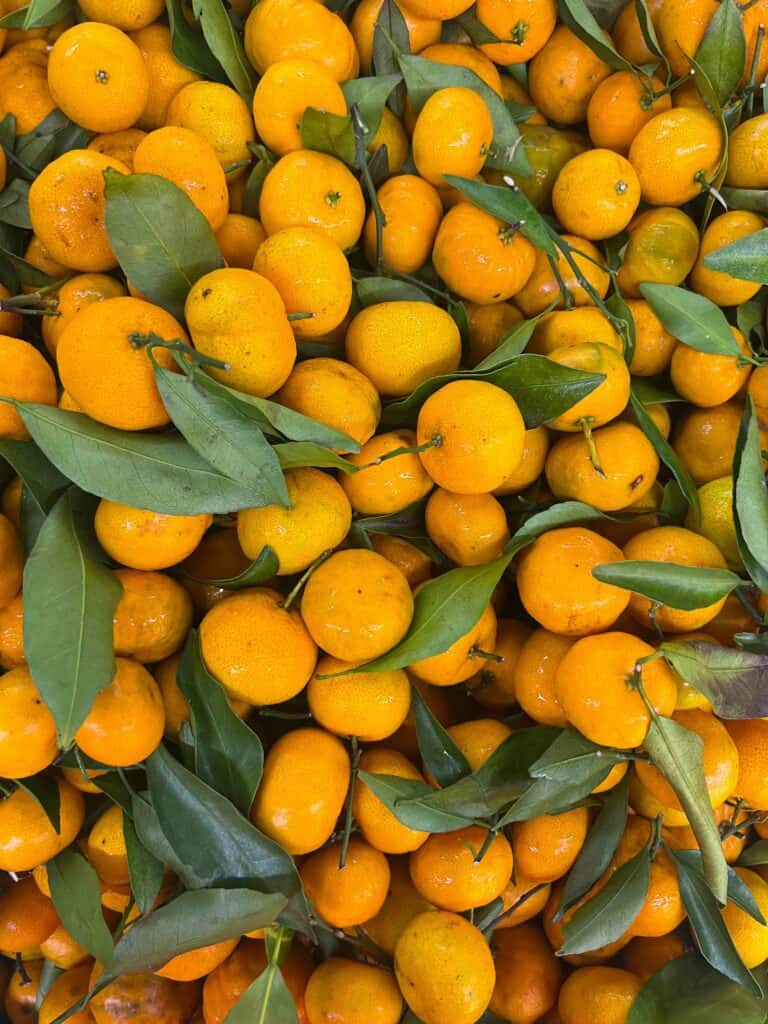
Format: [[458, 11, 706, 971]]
[[282, 549, 333, 611], [648, 601, 665, 643], [469, 647, 504, 663], [481, 882, 549, 934], [257, 708, 313, 720], [130, 332, 230, 373], [112, 898, 136, 939], [474, 828, 497, 863], [547, 253, 573, 309], [746, 24, 765, 118], [287, 312, 315, 322], [351, 104, 384, 269], [265, 925, 293, 967], [357, 436, 441, 470], [735, 584, 765, 626], [580, 418, 605, 478], [14, 955, 30, 987], [339, 736, 361, 870]]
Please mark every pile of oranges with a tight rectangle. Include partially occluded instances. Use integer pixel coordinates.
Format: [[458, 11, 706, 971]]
[[2, 0, 768, 1021]]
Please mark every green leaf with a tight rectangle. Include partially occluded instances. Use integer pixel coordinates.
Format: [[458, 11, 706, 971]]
[[242, 144, 276, 218], [631, 378, 684, 406], [373, 0, 410, 90], [0, 0, 73, 29], [661, 640, 768, 719], [16, 405, 266, 515], [153, 362, 289, 508], [673, 850, 766, 923], [411, 684, 471, 788], [560, 846, 651, 955], [703, 228, 768, 285], [639, 283, 744, 356], [633, 0, 668, 66], [299, 109, 356, 165], [695, 0, 747, 105], [48, 849, 115, 967], [721, 188, 768, 215], [357, 772, 471, 833], [644, 716, 728, 906], [341, 74, 402, 136], [165, 0, 224, 79], [529, 728, 625, 783], [557, 0, 633, 69], [734, 401, 768, 591], [355, 276, 433, 306], [628, 953, 767, 1024], [123, 815, 164, 917], [181, 544, 279, 591], [132, 793, 201, 882], [177, 630, 264, 814], [443, 175, 555, 256], [14, 110, 92, 173], [630, 391, 701, 527], [0, 180, 32, 230], [473, 316, 542, 372], [23, 490, 121, 747], [17, 774, 61, 831], [191, 0, 255, 100], [274, 441, 358, 474], [104, 171, 224, 321], [350, 500, 442, 563], [671, 848, 761, 995], [0, 439, 69, 523], [499, 761, 612, 823], [591, 561, 740, 610], [225, 964, 300, 1024], [556, 773, 630, 922], [738, 840, 768, 868]]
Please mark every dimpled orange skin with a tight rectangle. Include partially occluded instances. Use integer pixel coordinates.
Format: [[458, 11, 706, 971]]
[[345, 301, 462, 398], [251, 58, 346, 157], [47, 23, 149, 133], [656, 0, 718, 75], [200, 588, 317, 705], [587, 72, 672, 155], [87, 804, 129, 886], [301, 549, 414, 661], [78, 0, 165, 29], [426, 489, 510, 567], [445, 718, 512, 772], [558, 966, 642, 1024], [432, 203, 537, 305], [553, 149, 641, 241], [0, 513, 23, 607], [301, 836, 391, 928], [410, 826, 513, 912], [0, 667, 57, 780], [244, 0, 358, 82], [89, 965, 200, 1024], [530, 306, 618, 354], [372, 535, 432, 589], [74, 657, 164, 767], [671, 329, 752, 409], [157, 940, 239, 982], [251, 727, 350, 856], [410, 601, 498, 686], [38, 924, 91, 971], [28, 150, 129, 272], [528, 25, 612, 124], [618, 207, 700, 297], [511, 808, 590, 885], [621, 933, 687, 982], [725, 719, 768, 809], [721, 868, 768, 967], [515, 234, 610, 316], [113, 569, 193, 664], [628, 108, 723, 206], [625, 299, 678, 376], [417, 380, 525, 495], [305, 959, 403, 1024], [495, 874, 553, 930], [364, 174, 443, 275], [88, 128, 147, 170], [394, 910, 495, 1024], [166, 81, 254, 180], [674, 402, 751, 484], [38, 964, 94, 1024], [0, 876, 59, 956], [555, 632, 677, 749], [726, 114, 768, 188], [517, 527, 630, 636], [130, 23, 201, 130], [476, 0, 557, 64], [277, 357, 381, 448], [0, 594, 24, 669], [133, 126, 229, 231], [0, 777, 84, 872], [42, 273, 127, 356], [0, 46, 55, 135], [512, 629, 573, 727], [412, 87, 494, 187], [185, 268, 296, 398], [310, 655, 409, 741], [611, 818, 686, 939], [354, 749, 430, 854], [489, 923, 562, 1024], [253, 226, 352, 339], [547, 342, 631, 431], [495, 426, 550, 495], [56, 296, 184, 431], [95, 502, 212, 571], [690, 210, 765, 306], [546, 421, 660, 511], [214, 214, 266, 269], [623, 526, 728, 632]]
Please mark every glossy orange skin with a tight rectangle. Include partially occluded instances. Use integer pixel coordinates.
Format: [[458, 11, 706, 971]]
[[130, 23, 201, 129], [673, 402, 750, 484], [301, 837, 391, 928], [546, 342, 631, 431], [477, 0, 557, 64], [412, 87, 494, 187], [629, 107, 723, 206], [490, 923, 562, 1024], [690, 210, 765, 307], [42, 273, 126, 356], [625, 299, 678, 376], [354, 750, 429, 854], [726, 719, 768, 809], [0, 667, 57, 779], [0, 778, 85, 872], [617, 207, 700, 298], [409, 601, 498, 687], [558, 966, 642, 1024], [512, 629, 573, 728], [305, 959, 403, 1024], [528, 26, 612, 124], [0, 44, 56, 134], [96, 502, 212, 572], [587, 72, 671, 155], [511, 807, 590, 885], [252, 58, 346, 157], [113, 569, 193, 663], [244, 0, 359, 82], [277, 357, 381, 449], [621, 934, 687, 983], [157, 940, 239, 982], [365, 175, 444, 275], [4, 959, 44, 1024], [0, 877, 59, 957], [308, 656, 410, 742], [410, 826, 513, 911], [657, 0, 718, 75], [0, 336, 58, 441], [0, 594, 25, 669]]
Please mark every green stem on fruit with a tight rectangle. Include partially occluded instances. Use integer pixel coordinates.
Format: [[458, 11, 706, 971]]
[[282, 549, 333, 611], [358, 436, 441, 470], [339, 736, 361, 870]]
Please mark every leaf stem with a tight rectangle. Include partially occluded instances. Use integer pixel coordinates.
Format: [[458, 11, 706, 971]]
[[130, 332, 230, 373], [339, 736, 361, 870], [265, 925, 293, 967], [481, 882, 549, 934], [282, 549, 333, 611], [350, 103, 384, 269], [357, 436, 441, 470]]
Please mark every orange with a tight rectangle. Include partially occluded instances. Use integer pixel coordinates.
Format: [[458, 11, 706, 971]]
[[166, 81, 254, 179], [726, 719, 768, 809], [613, 0, 662, 63], [185, 268, 296, 398], [477, 0, 557, 64], [495, 874, 552, 929], [409, 602, 498, 687], [345, 301, 462, 397], [0, 513, 23, 608], [617, 207, 700, 297], [417, 380, 526, 494], [690, 210, 765, 307], [465, 301, 524, 367], [621, 933, 687, 982], [214, 214, 266, 269], [178, 527, 251, 617], [394, 911, 495, 1024], [490, 923, 562, 1023], [5, 960, 44, 1024], [495, 426, 551, 494], [88, 127, 147, 170], [399, 0, 474, 14], [432, 202, 537, 304], [361, 856, 435, 954], [157, 939, 238, 982], [0, 667, 57, 779], [95, 501, 211, 571], [587, 72, 672, 155], [113, 568, 193, 663], [364, 174, 443, 275], [628, 107, 723, 206], [517, 527, 630, 636], [412, 87, 493, 187], [308, 655, 410, 740], [253, 226, 352, 339], [305, 959, 402, 1024], [38, 964, 94, 1024], [351, 0, 441, 73], [367, 106, 409, 173], [0, 44, 55, 134], [301, 548, 413, 661], [0, 777, 84, 872], [726, 113, 768, 188], [674, 401, 755, 484], [513, 629, 574, 727], [546, 342, 630, 431], [244, 0, 359, 82], [89, 965, 200, 1024], [410, 825, 513, 911], [277, 357, 381, 448], [42, 273, 127, 356], [529, 306, 621, 356], [558, 966, 642, 1024], [625, 298, 678, 376], [0, 594, 25, 669], [301, 836, 391, 927], [28, 150, 130, 272], [87, 804, 129, 885], [426, 489, 510, 566], [623, 526, 729, 632], [511, 807, 590, 884], [443, 717, 512, 772], [203, 939, 313, 1024], [721, 868, 768, 967], [371, 535, 432, 589], [250, 726, 350, 855], [656, 0, 719, 75], [130, 22, 201, 129], [0, 336, 58, 442], [251, 58, 346, 157], [528, 25, 612, 124], [515, 234, 610, 317], [48, 22, 149, 132], [670, 329, 752, 408], [0, 284, 22, 338], [78, 0, 165, 29], [0, 876, 59, 956], [259, 150, 366, 250], [133, 126, 229, 231], [354, 750, 430, 854], [419, 42, 502, 92], [553, 150, 640, 240], [555, 631, 677, 748], [56, 296, 184, 430], [23, 234, 69, 282], [200, 588, 317, 705]]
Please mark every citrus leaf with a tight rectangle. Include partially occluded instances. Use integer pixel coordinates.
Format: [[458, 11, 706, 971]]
[[180, 544, 279, 591], [0, 0, 72, 29], [17, 774, 61, 831], [630, 379, 684, 405], [177, 630, 264, 814], [473, 315, 543, 372], [673, 850, 766, 923], [15, 404, 265, 515], [443, 175, 555, 255], [299, 109, 356, 165], [560, 847, 651, 955], [640, 283, 744, 355], [165, 0, 226, 79], [499, 758, 614, 823], [123, 815, 164, 917], [0, 439, 69, 523], [703, 228, 768, 285], [591, 561, 740, 610], [529, 728, 626, 782], [661, 640, 768, 719], [630, 391, 701, 527], [357, 772, 471, 832], [225, 964, 300, 1024], [734, 401, 768, 591], [355, 276, 433, 306], [557, 0, 633, 69], [104, 171, 224, 321], [23, 490, 121, 747], [721, 188, 768, 215], [131, 793, 203, 883], [556, 773, 630, 922], [373, 0, 410, 93], [242, 144, 275, 218], [695, 0, 747, 105], [48, 849, 114, 967], [274, 442, 359, 474], [411, 684, 471, 788], [341, 74, 402, 135], [191, 0, 255, 101], [633, 0, 668, 65], [738, 840, 768, 867]]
